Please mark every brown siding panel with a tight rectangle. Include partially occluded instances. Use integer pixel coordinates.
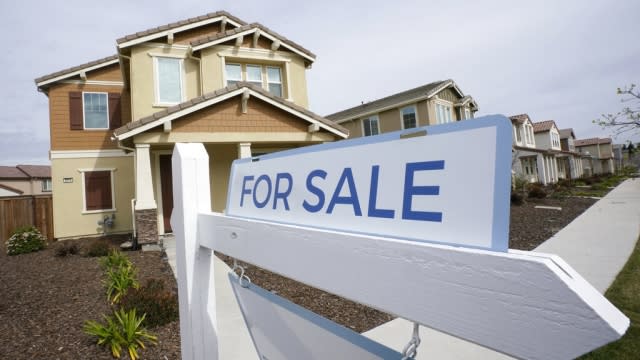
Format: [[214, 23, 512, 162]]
[[108, 93, 122, 129], [171, 97, 308, 133], [87, 63, 123, 82], [69, 92, 83, 130]]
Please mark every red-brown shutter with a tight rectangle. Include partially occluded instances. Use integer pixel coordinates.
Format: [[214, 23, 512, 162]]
[[108, 93, 122, 129], [85, 171, 113, 210], [69, 92, 83, 130]]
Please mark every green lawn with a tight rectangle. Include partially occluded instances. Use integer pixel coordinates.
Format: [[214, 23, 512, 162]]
[[578, 236, 640, 359]]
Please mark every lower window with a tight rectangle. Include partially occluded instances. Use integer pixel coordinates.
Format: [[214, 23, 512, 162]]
[[362, 116, 380, 136], [84, 170, 114, 211]]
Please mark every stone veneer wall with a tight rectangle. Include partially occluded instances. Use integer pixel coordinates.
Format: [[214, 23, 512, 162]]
[[135, 209, 158, 245]]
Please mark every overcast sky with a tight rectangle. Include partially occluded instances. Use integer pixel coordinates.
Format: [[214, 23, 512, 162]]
[[0, 0, 638, 165]]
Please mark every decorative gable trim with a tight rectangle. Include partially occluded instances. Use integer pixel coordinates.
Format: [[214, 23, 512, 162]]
[[35, 57, 120, 89]]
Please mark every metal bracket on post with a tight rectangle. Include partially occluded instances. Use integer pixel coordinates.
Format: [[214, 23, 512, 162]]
[[401, 322, 421, 360]]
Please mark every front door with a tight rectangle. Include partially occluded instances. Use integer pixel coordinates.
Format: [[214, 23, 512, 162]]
[[159, 155, 173, 233]]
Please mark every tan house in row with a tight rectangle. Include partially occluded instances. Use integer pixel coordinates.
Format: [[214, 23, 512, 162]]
[[575, 138, 615, 175], [0, 165, 51, 197], [35, 11, 348, 242], [326, 79, 478, 137]]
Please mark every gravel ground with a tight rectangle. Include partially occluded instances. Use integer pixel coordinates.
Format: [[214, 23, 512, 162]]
[[0, 196, 598, 359]]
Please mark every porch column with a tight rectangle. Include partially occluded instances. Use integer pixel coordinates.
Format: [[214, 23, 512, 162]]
[[238, 142, 252, 159], [536, 154, 547, 185], [134, 144, 159, 245]]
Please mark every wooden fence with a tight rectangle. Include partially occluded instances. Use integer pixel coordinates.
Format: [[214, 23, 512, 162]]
[[0, 195, 53, 245]]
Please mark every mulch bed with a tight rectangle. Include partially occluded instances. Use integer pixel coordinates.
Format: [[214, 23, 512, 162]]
[[0, 196, 597, 359]]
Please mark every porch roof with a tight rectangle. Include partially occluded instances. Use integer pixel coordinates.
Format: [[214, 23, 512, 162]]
[[113, 82, 349, 140]]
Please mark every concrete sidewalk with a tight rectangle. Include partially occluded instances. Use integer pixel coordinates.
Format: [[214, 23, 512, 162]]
[[162, 178, 640, 359], [363, 178, 640, 359]]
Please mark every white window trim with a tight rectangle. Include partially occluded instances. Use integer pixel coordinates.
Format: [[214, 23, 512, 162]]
[[224, 62, 287, 98], [266, 65, 283, 97], [42, 179, 52, 192], [399, 105, 418, 130], [464, 108, 471, 120], [153, 56, 185, 107], [78, 168, 117, 214], [361, 115, 380, 137], [434, 100, 453, 124], [82, 92, 109, 130]]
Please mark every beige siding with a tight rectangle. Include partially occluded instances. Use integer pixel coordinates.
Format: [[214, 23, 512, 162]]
[[51, 156, 134, 239], [200, 45, 309, 108], [129, 45, 200, 121], [379, 108, 401, 133], [438, 88, 459, 102], [173, 24, 223, 44], [417, 100, 429, 126], [342, 120, 362, 138]]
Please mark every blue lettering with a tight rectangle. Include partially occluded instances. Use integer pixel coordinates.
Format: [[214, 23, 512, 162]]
[[253, 175, 272, 209], [327, 168, 362, 216], [240, 175, 254, 207], [273, 172, 293, 210], [367, 165, 395, 219], [402, 161, 444, 222], [303, 170, 327, 213]]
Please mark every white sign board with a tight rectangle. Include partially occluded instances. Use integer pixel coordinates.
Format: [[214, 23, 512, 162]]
[[226, 115, 512, 251]]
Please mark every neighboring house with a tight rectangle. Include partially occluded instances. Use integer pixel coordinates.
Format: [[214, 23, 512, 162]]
[[0, 165, 52, 197], [35, 11, 348, 242], [510, 114, 548, 184], [574, 138, 615, 175], [557, 128, 585, 179], [531, 120, 562, 184], [325, 79, 478, 137]]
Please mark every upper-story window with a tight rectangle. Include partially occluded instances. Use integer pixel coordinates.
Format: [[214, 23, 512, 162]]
[[225, 63, 284, 97], [42, 179, 52, 192], [524, 123, 535, 146], [400, 106, 417, 129], [155, 57, 183, 105], [83, 92, 109, 129], [514, 124, 522, 143], [435, 102, 452, 124], [362, 115, 380, 136], [551, 132, 560, 148]]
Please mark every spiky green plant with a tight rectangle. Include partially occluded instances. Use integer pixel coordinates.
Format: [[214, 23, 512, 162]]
[[105, 263, 139, 304], [100, 249, 131, 270], [84, 308, 157, 360]]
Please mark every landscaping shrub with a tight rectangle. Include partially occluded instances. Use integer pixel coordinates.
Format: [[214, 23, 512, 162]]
[[105, 263, 139, 304], [84, 308, 157, 360], [510, 191, 524, 205], [5, 226, 46, 256], [527, 183, 547, 199], [54, 242, 79, 257], [86, 239, 110, 257], [119, 279, 179, 328], [100, 249, 131, 270]]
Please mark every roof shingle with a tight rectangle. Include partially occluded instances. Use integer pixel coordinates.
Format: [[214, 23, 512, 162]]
[[325, 80, 450, 122], [575, 138, 612, 146], [532, 120, 557, 133], [17, 165, 51, 178], [0, 166, 29, 179]]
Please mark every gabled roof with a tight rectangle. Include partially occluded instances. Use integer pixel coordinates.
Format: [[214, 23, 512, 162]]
[[0, 166, 29, 179], [114, 82, 348, 140], [509, 114, 531, 124], [191, 23, 316, 63], [116, 11, 246, 48], [558, 128, 575, 140], [326, 79, 474, 123], [35, 55, 119, 89], [17, 165, 51, 178], [575, 138, 612, 146], [532, 120, 558, 133]]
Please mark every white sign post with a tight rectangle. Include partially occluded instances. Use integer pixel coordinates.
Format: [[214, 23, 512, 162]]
[[172, 115, 629, 360]]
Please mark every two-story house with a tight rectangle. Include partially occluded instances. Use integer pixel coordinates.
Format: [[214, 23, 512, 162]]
[[557, 128, 585, 179], [325, 80, 478, 137], [0, 165, 51, 197], [531, 120, 562, 184], [35, 11, 348, 242], [510, 114, 546, 183], [574, 138, 615, 175]]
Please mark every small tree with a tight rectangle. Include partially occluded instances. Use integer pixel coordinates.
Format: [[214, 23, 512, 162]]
[[594, 84, 640, 135]]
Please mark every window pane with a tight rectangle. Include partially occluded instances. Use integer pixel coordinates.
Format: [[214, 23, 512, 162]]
[[246, 65, 262, 85], [157, 58, 182, 103], [268, 83, 282, 97], [371, 118, 379, 135], [83, 93, 108, 129], [267, 66, 281, 82], [401, 106, 416, 129], [364, 116, 379, 136], [225, 64, 242, 85]]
